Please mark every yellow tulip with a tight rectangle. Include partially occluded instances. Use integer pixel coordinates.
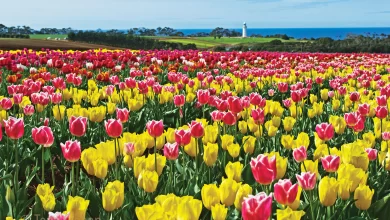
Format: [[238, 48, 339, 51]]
[[310, 94, 318, 104], [247, 118, 259, 133], [362, 132, 376, 148], [243, 136, 256, 154], [102, 181, 124, 211], [354, 184, 374, 210], [165, 128, 176, 143], [272, 116, 281, 127], [155, 194, 179, 218], [88, 106, 106, 123], [277, 207, 305, 220], [341, 143, 369, 171], [95, 141, 116, 165], [204, 143, 219, 167], [134, 156, 146, 178], [329, 115, 346, 135], [337, 164, 367, 192], [283, 117, 296, 132], [128, 98, 143, 111], [201, 184, 220, 210], [225, 161, 243, 182], [53, 105, 66, 121], [138, 170, 159, 193], [295, 132, 310, 149], [320, 89, 329, 101], [319, 176, 339, 207], [338, 179, 353, 200], [332, 99, 341, 111], [227, 143, 240, 158], [211, 204, 228, 220], [221, 134, 235, 150], [36, 184, 56, 212], [145, 154, 166, 176], [219, 178, 240, 206], [107, 102, 116, 114], [177, 196, 202, 220], [281, 135, 294, 150], [66, 196, 90, 220], [234, 184, 252, 210], [301, 160, 319, 176], [92, 158, 108, 179], [184, 137, 199, 157], [238, 121, 248, 134], [288, 186, 302, 210], [136, 204, 164, 220], [264, 152, 287, 180], [265, 121, 278, 137], [202, 125, 218, 144]]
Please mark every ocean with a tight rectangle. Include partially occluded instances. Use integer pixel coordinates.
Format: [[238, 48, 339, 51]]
[[176, 27, 390, 40]]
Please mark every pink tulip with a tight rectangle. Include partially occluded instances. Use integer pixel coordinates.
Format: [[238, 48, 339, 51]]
[[210, 110, 224, 122], [242, 192, 273, 220], [228, 96, 243, 113], [13, 93, 23, 105], [249, 92, 262, 106], [377, 95, 387, 106], [365, 148, 378, 161], [0, 98, 13, 110], [174, 94, 185, 107], [274, 179, 299, 205], [222, 111, 236, 126], [358, 103, 370, 116], [321, 155, 340, 172], [268, 89, 275, 97], [146, 120, 164, 138], [197, 89, 210, 105], [344, 112, 359, 127], [3, 117, 24, 140], [250, 154, 277, 185], [116, 108, 130, 123], [293, 146, 307, 163], [251, 108, 265, 125], [23, 105, 35, 116], [315, 123, 334, 141], [163, 142, 179, 160], [382, 132, 390, 141], [123, 142, 135, 155], [60, 140, 81, 162], [105, 119, 123, 138], [32, 126, 54, 147], [175, 129, 192, 146], [296, 172, 317, 190], [283, 99, 292, 108], [48, 212, 70, 220], [189, 121, 204, 138], [375, 106, 388, 119], [349, 91, 360, 102], [69, 116, 88, 137], [51, 93, 62, 104]]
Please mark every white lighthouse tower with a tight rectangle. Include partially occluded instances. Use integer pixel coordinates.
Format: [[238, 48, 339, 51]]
[[242, 22, 247, 38]]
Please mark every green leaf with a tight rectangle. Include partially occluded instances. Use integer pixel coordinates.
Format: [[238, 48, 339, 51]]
[[44, 149, 51, 163], [241, 163, 255, 185], [372, 193, 390, 219]]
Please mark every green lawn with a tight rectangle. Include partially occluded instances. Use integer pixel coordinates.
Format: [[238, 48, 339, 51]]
[[29, 34, 68, 39], [153, 36, 303, 48]]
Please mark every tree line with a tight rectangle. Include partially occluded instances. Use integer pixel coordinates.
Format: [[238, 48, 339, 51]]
[[68, 31, 197, 50], [0, 24, 73, 35]]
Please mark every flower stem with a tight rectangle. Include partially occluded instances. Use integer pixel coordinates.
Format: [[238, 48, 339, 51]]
[[49, 149, 55, 187], [42, 145, 45, 183], [154, 138, 158, 172], [14, 139, 19, 212], [71, 162, 76, 196]]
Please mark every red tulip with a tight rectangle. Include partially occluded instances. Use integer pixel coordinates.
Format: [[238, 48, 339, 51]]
[[277, 82, 288, 93], [175, 129, 192, 146], [321, 155, 340, 172], [32, 126, 54, 147], [250, 154, 277, 185], [293, 146, 307, 163], [105, 119, 123, 138], [274, 179, 299, 205], [3, 117, 24, 139], [353, 115, 365, 133], [50, 93, 62, 105], [377, 95, 387, 106], [163, 142, 179, 160], [251, 108, 265, 125], [315, 123, 334, 141], [291, 90, 301, 103], [23, 105, 35, 116], [146, 120, 164, 138], [189, 121, 204, 138], [13, 93, 23, 105], [249, 93, 262, 106], [241, 96, 251, 109], [69, 116, 88, 137], [228, 96, 243, 113], [174, 94, 185, 107], [365, 148, 377, 161], [197, 89, 210, 105], [349, 91, 360, 102], [116, 108, 130, 123], [0, 98, 13, 110], [358, 103, 370, 116], [296, 172, 317, 190], [217, 99, 229, 111], [60, 140, 81, 162], [375, 106, 388, 119], [242, 192, 273, 220], [283, 99, 292, 108], [222, 111, 236, 125]]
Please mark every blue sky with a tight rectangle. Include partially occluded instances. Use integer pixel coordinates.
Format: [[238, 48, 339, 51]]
[[1, 0, 389, 29]]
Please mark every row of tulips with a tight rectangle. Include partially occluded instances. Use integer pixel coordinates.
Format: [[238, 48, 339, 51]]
[[0, 49, 390, 219]]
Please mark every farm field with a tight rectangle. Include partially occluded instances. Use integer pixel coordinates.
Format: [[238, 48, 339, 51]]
[[0, 49, 389, 220], [29, 34, 68, 40]]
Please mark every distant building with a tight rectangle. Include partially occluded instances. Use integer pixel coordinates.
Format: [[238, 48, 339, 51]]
[[242, 22, 247, 38]]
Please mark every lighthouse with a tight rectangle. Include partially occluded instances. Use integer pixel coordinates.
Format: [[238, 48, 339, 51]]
[[242, 22, 247, 38]]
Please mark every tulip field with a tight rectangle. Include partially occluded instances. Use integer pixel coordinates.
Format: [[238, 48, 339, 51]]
[[1, 49, 390, 220]]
